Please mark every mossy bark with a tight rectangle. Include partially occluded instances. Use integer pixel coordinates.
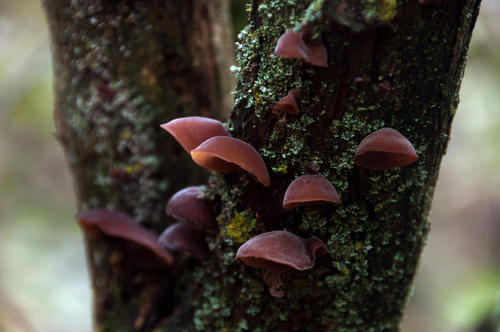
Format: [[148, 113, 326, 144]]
[[190, 0, 481, 331], [42, 0, 234, 330], [44, 0, 481, 331]]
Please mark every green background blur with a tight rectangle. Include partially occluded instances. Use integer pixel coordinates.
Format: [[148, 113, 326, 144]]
[[0, 1, 499, 331]]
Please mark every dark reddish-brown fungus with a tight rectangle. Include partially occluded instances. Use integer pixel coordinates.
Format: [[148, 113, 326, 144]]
[[166, 185, 215, 227], [76, 209, 173, 265], [283, 174, 340, 209], [160, 116, 229, 153], [378, 81, 391, 92], [276, 88, 300, 115], [354, 128, 418, 170], [274, 26, 327, 67], [235, 231, 327, 297], [157, 221, 206, 260], [191, 136, 271, 186]]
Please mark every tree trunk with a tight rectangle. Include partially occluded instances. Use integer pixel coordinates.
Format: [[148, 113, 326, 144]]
[[43, 0, 481, 331], [191, 0, 481, 331], [42, 0, 234, 330]]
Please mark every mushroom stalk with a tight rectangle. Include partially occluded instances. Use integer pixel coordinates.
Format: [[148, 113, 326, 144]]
[[263, 265, 289, 298]]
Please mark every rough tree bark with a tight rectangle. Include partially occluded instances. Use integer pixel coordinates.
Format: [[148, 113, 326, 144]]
[[42, 0, 234, 330], [44, 0, 481, 331]]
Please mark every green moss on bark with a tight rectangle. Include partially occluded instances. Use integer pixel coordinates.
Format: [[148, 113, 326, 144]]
[[44, 0, 481, 330], [43, 0, 234, 330], [189, 0, 481, 331]]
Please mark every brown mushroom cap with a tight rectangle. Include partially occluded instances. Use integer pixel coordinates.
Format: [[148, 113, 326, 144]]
[[354, 128, 418, 170], [166, 185, 215, 227], [276, 88, 300, 115], [235, 231, 327, 271], [76, 209, 173, 265], [273, 27, 327, 67], [160, 116, 229, 153], [191, 136, 271, 186], [157, 221, 206, 260], [236, 231, 327, 297], [283, 174, 340, 209]]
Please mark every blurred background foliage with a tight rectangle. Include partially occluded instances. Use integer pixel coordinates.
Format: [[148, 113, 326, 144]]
[[0, 1, 498, 331]]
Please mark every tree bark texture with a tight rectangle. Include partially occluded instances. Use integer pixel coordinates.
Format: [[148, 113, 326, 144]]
[[42, 0, 234, 330], [191, 0, 481, 331], [44, 0, 482, 331]]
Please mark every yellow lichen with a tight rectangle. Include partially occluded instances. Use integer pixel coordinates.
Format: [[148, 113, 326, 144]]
[[254, 91, 262, 105], [125, 163, 143, 174], [221, 210, 257, 244], [374, 202, 385, 212], [277, 165, 288, 173], [271, 165, 288, 174], [364, 0, 397, 23], [378, 0, 397, 21], [120, 129, 132, 140]]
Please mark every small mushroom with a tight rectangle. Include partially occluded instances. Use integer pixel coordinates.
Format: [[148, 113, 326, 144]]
[[160, 116, 229, 153], [158, 221, 206, 260], [353, 77, 370, 85], [354, 128, 418, 170], [273, 26, 327, 67], [378, 81, 391, 92], [191, 136, 271, 186], [76, 209, 173, 265], [276, 88, 300, 115], [235, 231, 327, 297], [166, 185, 215, 227], [283, 174, 340, 209]]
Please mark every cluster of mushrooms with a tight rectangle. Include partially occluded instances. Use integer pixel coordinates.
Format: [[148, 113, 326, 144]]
[[76, 25, 418, 298]]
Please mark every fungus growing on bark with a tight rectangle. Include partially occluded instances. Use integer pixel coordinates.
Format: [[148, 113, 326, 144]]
[[76, 209, 173, 265], [276, 88, 300, 115], [378, 80, 391, 92], [235, 231, 327, 297], [160, 116, 229, 152], [353, 77, 370, 85], [166, 185, 215, 227], [354, 128, 418, 170], [283, 174, 340, 209], [191, 136, 271, 186], [158, 221, 206, 260], [274, 26, 327, 67]]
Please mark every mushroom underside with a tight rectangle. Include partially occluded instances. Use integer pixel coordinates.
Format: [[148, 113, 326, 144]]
[[283, 199, 338, 209], [191, 151, 269, 185], [166, 185, 215, 227], [355, 151, 417, 170], [158, 221, 206, 260], [190, 151, 240, 172]]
